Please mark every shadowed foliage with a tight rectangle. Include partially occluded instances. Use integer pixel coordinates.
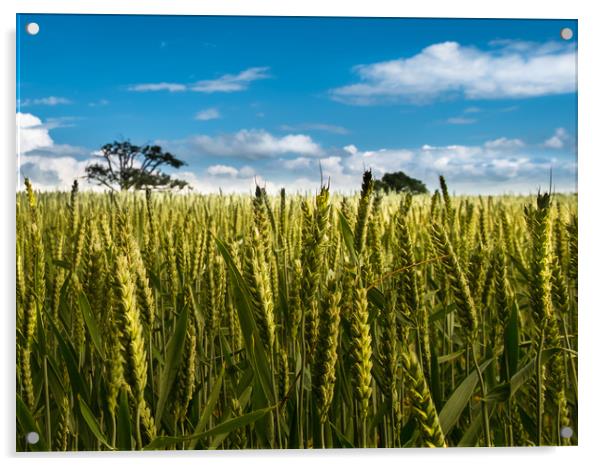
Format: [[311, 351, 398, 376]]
[[85, 141, 189, 191], [374, 171, 428, 195]]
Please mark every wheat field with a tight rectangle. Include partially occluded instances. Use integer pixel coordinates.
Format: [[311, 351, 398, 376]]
[[15, 172, 577, 450]]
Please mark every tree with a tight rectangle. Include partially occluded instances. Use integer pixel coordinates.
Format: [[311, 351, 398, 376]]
[[85, 141, 189, 191], [373, 171, 428, 195]]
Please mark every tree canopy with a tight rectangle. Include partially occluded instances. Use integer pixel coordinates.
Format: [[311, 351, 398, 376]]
[[373, 171, 428, 194], [85, 141, 189, 191]]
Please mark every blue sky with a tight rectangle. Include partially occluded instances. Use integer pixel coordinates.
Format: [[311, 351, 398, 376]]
[[16, 15, 577, 194]]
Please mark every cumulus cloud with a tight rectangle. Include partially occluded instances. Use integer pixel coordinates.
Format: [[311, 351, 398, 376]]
[[17, 113, 86, 157], [129, 67, 269, 94], [19, 96, 72, 107], [272, 134, 575, 194], [157, 130, 576, 195], [18, 111, 575, 195], [331, 41, 576, 104], [20, 154, 92, 191], [17, 113, 53, 154], [17, 112, 95, 191], [543, 127, 569, 148], [189, 129, 322, 159], [195, 108, 221, 121]]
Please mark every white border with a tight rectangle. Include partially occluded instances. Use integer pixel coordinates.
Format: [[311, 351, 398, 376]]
[[2, 1, 600, 465]]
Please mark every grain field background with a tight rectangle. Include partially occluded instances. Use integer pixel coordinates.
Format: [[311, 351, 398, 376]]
[[15, 172, 577, 450]]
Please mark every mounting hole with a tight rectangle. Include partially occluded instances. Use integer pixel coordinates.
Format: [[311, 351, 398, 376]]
[[560, 426, 573, 438], [26, 22, 40, 36], [25, 431, 40, 444], [560, 27, 573, 40]]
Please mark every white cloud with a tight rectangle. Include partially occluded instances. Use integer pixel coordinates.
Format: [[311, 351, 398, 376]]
[[175, 171, 202, 188], [319, 156, 345, 174], [207, 164, 239, 177], [344, 149, 414, 178], [282, 157, 313, 170], [239, 166, 256, 177], [178, 170, 274, 194], [17, 113, 86, 157], [343, 145, 358, 155], [543, 127, 569, 148], [43, 116, 80, 130], [129, 67, 270, 94], [128, 82, 186, 92], [484, 137, 525, 150], [20, 154, 92, 191], [273, 136, 575, 194], [487, 39, 568, 55], [17, 113, 53, 154], [446, 117, 476, 125], [19, 111, 575, 195], [195, 108, 221, 121], [402, 142, 573, 193], [19, 96, 72, 107], [16, 112, 97, 191], [331, 41, 576, 104], [281, 177, 323, 193], [189, 129, 322, 159], [204, 164, 256, 179], [139, 133, 577, 195], [191, 67, 270, 93]]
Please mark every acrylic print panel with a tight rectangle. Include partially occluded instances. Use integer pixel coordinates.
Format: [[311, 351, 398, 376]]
[[15, 14, 577, 451]]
